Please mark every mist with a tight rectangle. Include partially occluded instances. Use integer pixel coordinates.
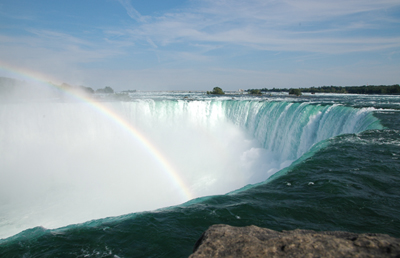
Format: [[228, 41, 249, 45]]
[[0, 98, 278, 239]]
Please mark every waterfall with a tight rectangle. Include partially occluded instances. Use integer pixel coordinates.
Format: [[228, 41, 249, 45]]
[[0, 98, 381, 238]]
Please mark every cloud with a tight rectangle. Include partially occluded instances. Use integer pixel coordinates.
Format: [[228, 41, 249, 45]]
[[28, 29, 92, 47], [146, 38, 158, 48], [0, 29, 124, 86], [115, 0, 400, 54], [116, 0, 145, 22], [1, 0, 399, 90]]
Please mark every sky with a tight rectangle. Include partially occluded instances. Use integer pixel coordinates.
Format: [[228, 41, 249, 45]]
[[0, 0, 399, 91]]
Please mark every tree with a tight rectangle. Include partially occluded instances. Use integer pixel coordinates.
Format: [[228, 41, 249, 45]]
[[78, 85, 94, 94], [104, 86, 114, 93], [248, 89, 262, 95], [207, 87, 225, 95], [289, 88, 302, 96], [96, 86, 114, 94]]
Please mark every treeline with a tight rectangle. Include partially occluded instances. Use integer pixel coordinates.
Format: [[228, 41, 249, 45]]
[[55, 83, 115, 94], [59, 83, 95, 95], [249, 84, 400, 95], [0, 77, 115, 97], [301, 85, 400, 94]]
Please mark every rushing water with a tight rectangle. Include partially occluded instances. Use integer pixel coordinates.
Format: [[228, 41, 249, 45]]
[[0, 92, 399, 257]]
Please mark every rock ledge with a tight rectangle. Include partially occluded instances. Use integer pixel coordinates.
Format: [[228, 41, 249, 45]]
[[190, 224, 400, 257]]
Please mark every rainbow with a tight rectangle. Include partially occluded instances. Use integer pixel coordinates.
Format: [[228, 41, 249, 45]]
[[0, 62, 193, 201]]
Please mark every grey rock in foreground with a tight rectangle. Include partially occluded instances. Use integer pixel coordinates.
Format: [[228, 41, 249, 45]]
[[190, 224, 400, 258]]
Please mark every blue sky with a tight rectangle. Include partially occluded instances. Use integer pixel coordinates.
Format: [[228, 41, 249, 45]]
[[0, 0, 399, 91]]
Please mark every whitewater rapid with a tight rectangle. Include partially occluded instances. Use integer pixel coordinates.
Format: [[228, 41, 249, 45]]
[[0, 97, 381, 239]]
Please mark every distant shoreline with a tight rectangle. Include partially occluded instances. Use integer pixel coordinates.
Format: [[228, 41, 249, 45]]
[[248, 84, 400, 95]]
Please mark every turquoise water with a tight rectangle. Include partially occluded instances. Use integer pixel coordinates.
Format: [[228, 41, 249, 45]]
[[0, 93, 399, 257]]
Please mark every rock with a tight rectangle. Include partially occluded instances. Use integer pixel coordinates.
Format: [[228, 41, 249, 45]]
[[190, 224, 400, 257]]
